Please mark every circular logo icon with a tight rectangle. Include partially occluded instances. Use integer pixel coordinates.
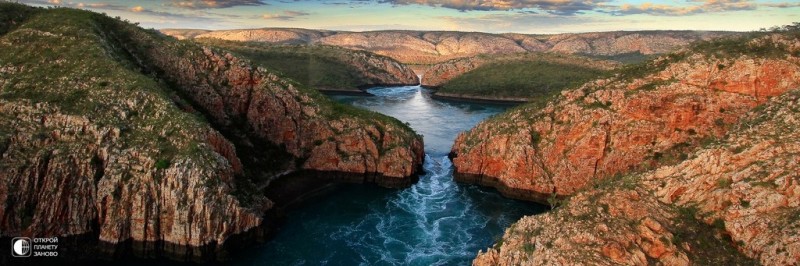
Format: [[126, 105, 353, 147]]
[[12, 237, 31, 257]]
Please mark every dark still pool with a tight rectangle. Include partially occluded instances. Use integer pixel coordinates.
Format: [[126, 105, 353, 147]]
[[234, 86, 546, 265]]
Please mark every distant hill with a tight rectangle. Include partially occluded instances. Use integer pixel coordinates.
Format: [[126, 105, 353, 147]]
[[196, 39, 418, 92], [423, 53, 618, 102], [162, 28, 739, 65]]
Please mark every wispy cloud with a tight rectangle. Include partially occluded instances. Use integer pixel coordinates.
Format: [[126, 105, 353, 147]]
[[18, 0, 222, 22], [14, 0, 800, 33], [763, 2, 800, 8], [440, 12, 608, 33], [261, 10, 310, 20], [385, 0, 609, 15], [610, 0, 756, 16], [171, 0, 268, 9], [23, 0, 127, 10]]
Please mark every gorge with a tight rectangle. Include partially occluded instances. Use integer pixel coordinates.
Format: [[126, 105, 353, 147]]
[[2, 2, 800, 265], [234, 86, 544, 265]]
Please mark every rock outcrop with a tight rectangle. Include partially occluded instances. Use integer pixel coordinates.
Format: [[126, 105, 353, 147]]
[[473, 87, 800, 266], [123, 35, 425, 180], [421, 56, 486, 88], [451, 33, 800, 203], [421, 53, 619, 89], [195, 40, 419, 92], [163, 28, 735, 65], [0, 4, 423, 261], [0, 100, 267, 259]]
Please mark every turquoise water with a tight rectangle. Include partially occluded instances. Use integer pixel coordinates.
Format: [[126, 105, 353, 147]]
[[234, 86, 545, 265]]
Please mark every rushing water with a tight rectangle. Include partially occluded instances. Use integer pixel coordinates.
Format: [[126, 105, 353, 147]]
[[234, 86, 546, 265]]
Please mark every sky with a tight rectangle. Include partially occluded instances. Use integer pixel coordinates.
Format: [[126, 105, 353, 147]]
[[15, 0, 800, 34]]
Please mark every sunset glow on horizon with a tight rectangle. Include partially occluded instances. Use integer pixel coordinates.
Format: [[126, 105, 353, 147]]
[[17, 0, 800, 34]]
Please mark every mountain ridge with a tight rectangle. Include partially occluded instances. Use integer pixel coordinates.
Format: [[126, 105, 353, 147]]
[[162, 28, 739, 65]]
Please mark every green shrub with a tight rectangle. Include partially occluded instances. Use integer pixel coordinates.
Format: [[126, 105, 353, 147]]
[[155, 158, 170, 169], [522, 242, 536, 254]]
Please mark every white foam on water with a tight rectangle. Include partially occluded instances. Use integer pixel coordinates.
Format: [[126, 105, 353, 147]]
[[239, 86, 545, 266]]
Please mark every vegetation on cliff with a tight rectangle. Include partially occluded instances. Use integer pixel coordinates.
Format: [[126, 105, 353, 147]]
[[452, 27, 800, 200], [0, 3, 423, 261], [429, 53, 616, 100], [475, 88, 800, 265], [459, 24, 800, 265], [194, 39, 418, 91]]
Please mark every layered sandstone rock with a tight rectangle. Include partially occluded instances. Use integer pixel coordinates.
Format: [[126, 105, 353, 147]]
[[0, 4, 423, 261], [0, 98, 268, 261], [343, 50, 419, 87], [474, 87, 800, 266], [451, 33, 800, 202], [125, 39, 424, 180], [164, 28, 734, 64], [642, 89, 800, 265], [420, 56, 486, 88]]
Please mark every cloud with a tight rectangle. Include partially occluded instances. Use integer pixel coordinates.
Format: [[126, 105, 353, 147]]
[[440, 12, 608, 33], [611, 0, 756, 16], [385, 0, 609, 15], [22, 0, 128, 10], [261, 10, 310, 20], [763, 2, 800, 8], [171, 0, 267, 9], [131, 6, 145, 12]]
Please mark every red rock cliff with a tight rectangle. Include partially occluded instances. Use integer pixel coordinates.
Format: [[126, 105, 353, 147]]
[[117, 18, 425, 183], [0, 5, 423, 261], [473, 82, 800, 266], [451, 34, 800, 203]]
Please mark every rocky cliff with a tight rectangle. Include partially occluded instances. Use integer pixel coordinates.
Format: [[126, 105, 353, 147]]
[[195, 39, 419, 92], [420, 55, 485, 88], [421, 53, 618, 101], [163, 28, 735, 65], [0, 4, 423, 261], [473, 85, 800, 266], [451, 33, 800, 203]]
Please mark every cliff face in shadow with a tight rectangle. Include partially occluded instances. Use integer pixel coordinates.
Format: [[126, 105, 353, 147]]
[[0, 4, 423, 262], [163, 28, 736, 64]]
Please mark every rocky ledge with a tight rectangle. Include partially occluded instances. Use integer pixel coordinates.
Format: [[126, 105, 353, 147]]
[[0, 4, 423, 262], [451, 33, 800, 203], [474, 87, 800, 265]]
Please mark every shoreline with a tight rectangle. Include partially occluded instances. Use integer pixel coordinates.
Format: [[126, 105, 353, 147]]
[[0, 170, 422, 264], [452, 172, 555, 204], [318, 85, 531, 105], [431, 92, 529, 105], [317, 88, 372, 96]]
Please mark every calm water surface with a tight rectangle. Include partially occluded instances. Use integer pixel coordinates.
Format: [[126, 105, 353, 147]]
[[234, 86, 546, 265]]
